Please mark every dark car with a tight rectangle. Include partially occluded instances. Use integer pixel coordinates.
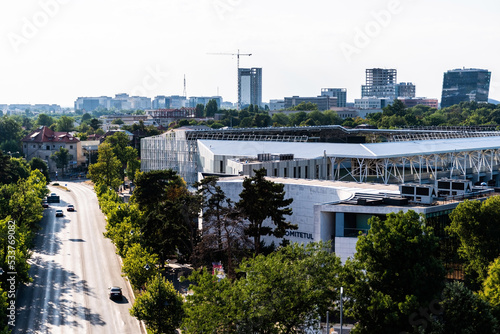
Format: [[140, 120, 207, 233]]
[[55, 209, 64, 217], [67, 204, 75, 211], [42, 200, 49, 208], [109, 286, 123, 300]]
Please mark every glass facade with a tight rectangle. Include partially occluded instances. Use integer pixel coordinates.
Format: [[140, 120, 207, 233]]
[[441, 68, 491, 108]]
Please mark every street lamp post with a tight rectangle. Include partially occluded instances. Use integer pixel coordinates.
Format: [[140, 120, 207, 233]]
[[340, 287, 343, 334]]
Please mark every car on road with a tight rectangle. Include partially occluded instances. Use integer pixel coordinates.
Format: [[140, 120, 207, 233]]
[[42, 200, 49, 208], [67, 204, 75, 211], [109, 287, 123, 300], [51, 193, 57, 196], [55, 209, 64, 217]]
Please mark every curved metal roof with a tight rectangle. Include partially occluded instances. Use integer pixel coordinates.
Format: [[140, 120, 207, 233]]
[[199, 136, 500, 160]]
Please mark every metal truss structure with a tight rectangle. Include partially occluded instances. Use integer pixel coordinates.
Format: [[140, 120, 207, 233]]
[[330, 148, 500, 185]]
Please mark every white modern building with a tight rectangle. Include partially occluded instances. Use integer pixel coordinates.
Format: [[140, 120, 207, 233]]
[[141, 126, 500, 268]]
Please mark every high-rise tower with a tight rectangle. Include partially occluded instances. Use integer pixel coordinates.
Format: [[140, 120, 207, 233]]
[[441, 68, 491, 108]]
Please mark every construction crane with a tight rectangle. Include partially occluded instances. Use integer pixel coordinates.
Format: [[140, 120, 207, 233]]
[[207, 49, 252, 110]]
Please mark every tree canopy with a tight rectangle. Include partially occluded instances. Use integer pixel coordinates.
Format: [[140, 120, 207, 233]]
[[130, 274, 184, 334], [344, 211, 445, 334], [182, 242, 343, 333], [448, 197, 500, 289], [236, 168, 296, 255]]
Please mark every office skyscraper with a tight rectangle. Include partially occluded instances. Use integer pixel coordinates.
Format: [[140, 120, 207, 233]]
[[441, 68, 491, 108], [238, 67, 262, 108]]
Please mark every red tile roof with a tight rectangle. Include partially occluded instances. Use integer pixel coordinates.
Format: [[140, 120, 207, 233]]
[[22, 126, 80, 144]]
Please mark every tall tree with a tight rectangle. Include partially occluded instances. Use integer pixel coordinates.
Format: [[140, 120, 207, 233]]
[[481, 257, 500, 321], [195, 103, 205, 118], [429, 282, 499, 334], [182, 242, 342, 333], [50, 147, 70, 176], [132, 170, 200, 264], [448, 197, 500, 289], [205, 99, 218, 117], [89, 118, 102, 131], [29, 157, 50, 183], [36, 114, 55, 127], [194, 176, 251, 277], [344, 210, 445, 334], [122, 243, 159, 290], [88, 142, 122, 189], [0, 117, 23, 149], [236, 168, 296, 255], [55, 116, 74, 132], [130, 274, 185, 334], [104, 132, 137, 179]]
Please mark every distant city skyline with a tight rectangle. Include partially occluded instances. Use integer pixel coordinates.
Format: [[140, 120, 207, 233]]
[[1, 0, 500, 107]]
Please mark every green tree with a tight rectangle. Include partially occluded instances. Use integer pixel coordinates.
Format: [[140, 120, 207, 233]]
[[132, 170, 201, 264], [122, 243, 159, 290], [50, 147, 70, 176], [89, 118, 102, 131], [81, 113, 92, 123], [3, 157, 30, 184], [0, 117, 23, 151], [448, 197, 500, 289], [195, 103, 205, 118], [126, 158, 140, 183], [36, 114, 55, 127], [29, 157, 50, 183], [236, 168, 296, 255], [205, 99, 218, 117], [429, 281, 498, 334], [382, 99, 407, 117], [55, 116, 74, 132], [130, 274, 185, 334], [193, 176, 250, 277], [181, 268, 235, 333], [88, 142, 122, 189], [104, 132, 137, 179], [271, 112, 290, 127], [111, 118, 124, 125], [481, 257, 500, 321], [345, 211, 445, 334], [290, 102, 318, 111], [182, 242, 342, 333]]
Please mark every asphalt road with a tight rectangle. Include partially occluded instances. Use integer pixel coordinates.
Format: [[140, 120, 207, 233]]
[[14, 181, 144, 334]]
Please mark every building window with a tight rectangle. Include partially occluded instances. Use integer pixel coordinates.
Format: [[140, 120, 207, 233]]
[[298, 166, 301, 178], [293, 167, 297, 178], [46, 145, 50, 150], [70, 145, 73, 149], [24, 145, 26, 148], [305, 166, 308, 178], [284, 168, 287, 178], [316, 165, 320, 179], [33, 145, 36, 148], [220, 160, 224, 173], [274, 168, 278, 177]]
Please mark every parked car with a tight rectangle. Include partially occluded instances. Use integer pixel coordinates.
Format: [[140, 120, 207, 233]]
[[109, 286, 123, 300], [55, 209, 64, 217], [67, 204, 75, 211]]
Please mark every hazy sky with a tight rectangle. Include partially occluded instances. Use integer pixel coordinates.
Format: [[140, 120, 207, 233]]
[[1, 0, 500, 107]]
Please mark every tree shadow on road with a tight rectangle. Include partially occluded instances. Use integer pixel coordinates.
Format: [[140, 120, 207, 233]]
[[14, 260, 106, 333]]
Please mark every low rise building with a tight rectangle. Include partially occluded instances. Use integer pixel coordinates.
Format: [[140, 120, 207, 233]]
[[22, 126, 86, 173]]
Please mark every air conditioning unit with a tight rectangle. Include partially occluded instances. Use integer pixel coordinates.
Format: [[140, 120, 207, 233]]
[[400, 183, 437, 204]]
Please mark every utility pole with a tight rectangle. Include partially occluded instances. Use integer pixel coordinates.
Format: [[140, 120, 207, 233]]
[[207, 49, 252, 110]]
